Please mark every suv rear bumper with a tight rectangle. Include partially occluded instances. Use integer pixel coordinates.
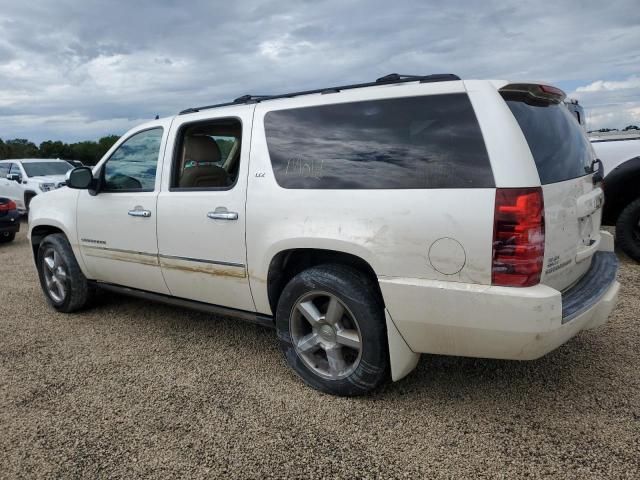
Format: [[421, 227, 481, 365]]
[[379, 252, 619, 361]]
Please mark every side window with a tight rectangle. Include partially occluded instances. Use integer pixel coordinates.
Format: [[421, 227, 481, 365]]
[[264, 94, 494, 189], [103, 128, 163, 191], [0, 163, 9, 177], [171, 119, 242, 190]]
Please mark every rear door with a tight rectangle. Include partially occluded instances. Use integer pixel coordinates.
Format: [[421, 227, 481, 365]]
[[156, 106, 255, 312], [501, 85, 602, 290]]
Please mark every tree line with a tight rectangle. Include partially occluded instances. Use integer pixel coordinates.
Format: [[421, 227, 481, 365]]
[[0, 136, 120, 166]]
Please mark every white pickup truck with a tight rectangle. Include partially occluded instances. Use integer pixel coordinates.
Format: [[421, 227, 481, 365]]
[[591, 133, 640, 261], [0, 159, 73, 213], [565, 101, 640, 261]]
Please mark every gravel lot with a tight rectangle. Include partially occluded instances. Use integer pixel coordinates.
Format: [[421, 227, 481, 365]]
[[1, 223, 639, 479]]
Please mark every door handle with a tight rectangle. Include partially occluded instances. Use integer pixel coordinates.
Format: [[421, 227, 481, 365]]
[[128, 208, 152, 218], [207, 211, 238, 221]]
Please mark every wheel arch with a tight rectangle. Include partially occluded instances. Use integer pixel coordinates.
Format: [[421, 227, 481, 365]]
[[265, 247, 420, 383], [602, 156, 640, 225], [23, 190, 38, 206], [266, 247, 383, 317], [29, 221, 90, 278]]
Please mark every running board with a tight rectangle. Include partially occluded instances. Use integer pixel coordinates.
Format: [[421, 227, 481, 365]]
[[94, 282, 275, 329]]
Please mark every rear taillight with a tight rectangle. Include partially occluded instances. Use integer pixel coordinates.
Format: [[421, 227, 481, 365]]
[[492, 187, 545, 287], [0, 200, 17, 212]]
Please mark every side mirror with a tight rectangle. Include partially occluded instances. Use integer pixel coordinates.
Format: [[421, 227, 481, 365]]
[[66, 167, 94, 189], [7, 173, 21, 183]]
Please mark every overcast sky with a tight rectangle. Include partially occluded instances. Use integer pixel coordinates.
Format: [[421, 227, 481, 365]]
[[1, 0, 639, 143]]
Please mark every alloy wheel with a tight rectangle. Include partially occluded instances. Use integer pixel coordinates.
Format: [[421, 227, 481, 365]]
[[42, 248, 68, 303], [289, 291, 363, 380]]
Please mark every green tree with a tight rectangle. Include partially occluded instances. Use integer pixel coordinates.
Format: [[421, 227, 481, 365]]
[[0, 138, 8, 159], [4, 138, 39, 159], [39, 140, 68, 159]]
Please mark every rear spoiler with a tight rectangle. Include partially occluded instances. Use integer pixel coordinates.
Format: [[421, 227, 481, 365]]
[[499, 83, 566, 104]]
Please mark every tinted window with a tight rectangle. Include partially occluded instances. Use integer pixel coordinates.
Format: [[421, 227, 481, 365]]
[[22, 161, 72, 177], [265, 94, 493, 189], [103, 128, 163, 191], [0, 163, 8, 177], [505, 99, 592, 184]]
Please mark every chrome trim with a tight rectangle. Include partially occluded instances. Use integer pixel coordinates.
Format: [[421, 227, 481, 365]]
[[207, 211, 238, 221], [128, 209, 152, 218], [82, 246, 246, 271], [83, 245, 157, 257], [158, 254, 244, 268]]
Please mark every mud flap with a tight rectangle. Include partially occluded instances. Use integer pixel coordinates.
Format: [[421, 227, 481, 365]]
[[385, 309, 420, 381]]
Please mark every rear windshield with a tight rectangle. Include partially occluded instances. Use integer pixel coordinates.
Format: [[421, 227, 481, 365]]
[[264, 93, 494, 189], [504, 97, 593, 184], [22, 161, 73, 177]]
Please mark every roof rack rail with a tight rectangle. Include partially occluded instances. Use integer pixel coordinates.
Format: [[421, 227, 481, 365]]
[[179, 72, 460, 115]]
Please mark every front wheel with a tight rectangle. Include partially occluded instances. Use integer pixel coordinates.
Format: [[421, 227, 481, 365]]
[[615, 197, 640, 262], [36, 233, 94, 312], [276, 264, 389, 396]]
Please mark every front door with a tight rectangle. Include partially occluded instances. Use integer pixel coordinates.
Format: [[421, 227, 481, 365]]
[[156, 106, 255, 312], [76, 122, 171, 294]]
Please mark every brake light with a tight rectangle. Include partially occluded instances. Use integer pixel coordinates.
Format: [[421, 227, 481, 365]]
[[538, 84, 566, 98], [492, 187, 545, 287], [0, 200, 16, 212]]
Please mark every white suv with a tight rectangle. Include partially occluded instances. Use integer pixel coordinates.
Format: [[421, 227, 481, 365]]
[[0, 159, 73, 213], [28, 74, 620, 396]]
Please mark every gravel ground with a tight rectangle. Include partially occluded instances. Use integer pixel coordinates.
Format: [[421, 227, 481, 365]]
[[1, 223, 639, 479]]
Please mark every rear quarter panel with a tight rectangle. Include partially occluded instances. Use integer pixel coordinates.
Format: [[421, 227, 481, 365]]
[[246, 81, 497, 315]]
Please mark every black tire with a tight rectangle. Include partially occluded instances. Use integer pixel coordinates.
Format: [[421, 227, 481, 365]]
[[276, 264, 388, 396], [0, 232, 16, 243], [24, 192, 36, 214], [36, 233, 95, 312], [615, 197, 640, 262]]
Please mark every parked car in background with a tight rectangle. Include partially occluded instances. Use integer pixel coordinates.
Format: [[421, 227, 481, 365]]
[[0, 159, 74, 214], [591, 132, 640, 261], [28, 74, 619, 396], [0, 197, 20, 243], [564, 99, 640, 262]]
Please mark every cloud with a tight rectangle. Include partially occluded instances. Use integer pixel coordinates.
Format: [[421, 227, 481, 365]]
[[0, 0, 639, 142], [576, 77, 640, 93], [569, 74, 640, 130]]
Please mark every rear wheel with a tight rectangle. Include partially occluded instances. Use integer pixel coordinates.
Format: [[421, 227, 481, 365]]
[[616, 197, 640, 262], [36, 233, 94, 312], [276, 264, 388, 396]]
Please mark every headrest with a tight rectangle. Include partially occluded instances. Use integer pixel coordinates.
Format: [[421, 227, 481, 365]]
[[184, 136, 221, 164]]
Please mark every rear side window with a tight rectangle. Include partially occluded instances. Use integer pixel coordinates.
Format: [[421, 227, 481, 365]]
[[504, 98, 593, 184], [264, 94, 494, 189]]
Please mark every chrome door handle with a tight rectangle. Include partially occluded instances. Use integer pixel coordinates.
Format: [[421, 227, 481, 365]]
[[128, 209, 152, 218], [207, 211, 238, 221]]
